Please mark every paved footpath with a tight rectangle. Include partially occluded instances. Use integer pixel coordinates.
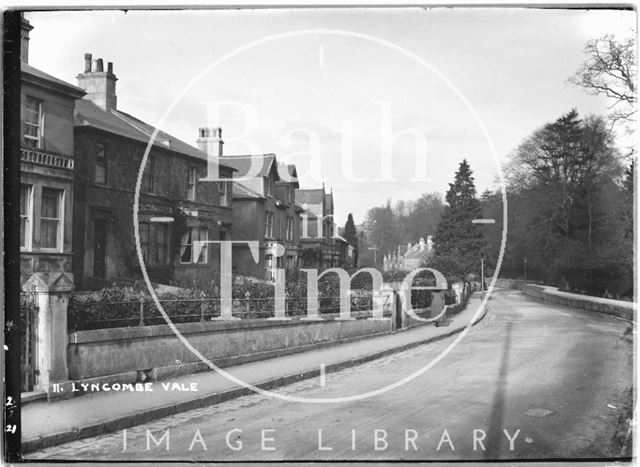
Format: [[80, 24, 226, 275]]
[[22, 294, 488, 452]]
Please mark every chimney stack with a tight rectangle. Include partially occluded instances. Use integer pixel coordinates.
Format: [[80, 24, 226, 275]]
[[196, 127, 224, 156], [20, 14, 33, 63], [77, 52, 118, 111]]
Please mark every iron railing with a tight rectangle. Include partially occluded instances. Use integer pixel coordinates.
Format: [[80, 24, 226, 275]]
[[67, 293, 382, 331]]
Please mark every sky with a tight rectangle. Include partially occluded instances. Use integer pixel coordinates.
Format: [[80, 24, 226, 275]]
[[27, 8, 636, 225]]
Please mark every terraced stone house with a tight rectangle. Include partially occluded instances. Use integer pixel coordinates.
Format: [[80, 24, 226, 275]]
[[19, 17, 86, 285], [72, 54, 235, 289]]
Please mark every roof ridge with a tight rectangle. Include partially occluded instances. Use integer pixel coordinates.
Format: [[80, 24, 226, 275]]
[[220, 153, 275, 158]]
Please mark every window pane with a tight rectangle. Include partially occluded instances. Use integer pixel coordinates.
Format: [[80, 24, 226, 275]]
[[180, 229, 192, 263], [139, 223, 149, 262], [41, 219, 58, 248], [95, 164, 106, 184], [187, 168, 196, 200], [20, 185, 30, 248], [196, 228, 208, 263], [20, 218, 26, 248], [142, 157, 154, 192], [95, 143, 107, 184], [20, 185, 28, 216], [25, 96, 39, 113], [41, 188, 59, 219], [156, 225, 168, 264], [24, 97, 42, 148], [24, 125, 39, 137]]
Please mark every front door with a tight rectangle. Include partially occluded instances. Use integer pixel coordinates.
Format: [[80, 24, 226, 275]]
[[93, 219, 106, 278]]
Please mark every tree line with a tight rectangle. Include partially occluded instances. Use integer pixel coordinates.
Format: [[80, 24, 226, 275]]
[[342, 33, 634, 298]]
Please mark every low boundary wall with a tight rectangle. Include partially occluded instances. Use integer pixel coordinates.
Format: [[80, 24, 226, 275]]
[[68, 310, 395, 384], [523, 284, 635, 322], [494, 278, 543, 290]]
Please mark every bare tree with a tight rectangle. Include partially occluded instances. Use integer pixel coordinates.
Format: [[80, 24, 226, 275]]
[[569, 34, 637, 129]]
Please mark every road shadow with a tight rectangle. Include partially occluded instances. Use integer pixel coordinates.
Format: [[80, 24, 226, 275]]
[[485, 321, 512, 459]]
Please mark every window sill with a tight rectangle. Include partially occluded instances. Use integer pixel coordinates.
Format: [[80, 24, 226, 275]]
[[21, 250, 73, 256]]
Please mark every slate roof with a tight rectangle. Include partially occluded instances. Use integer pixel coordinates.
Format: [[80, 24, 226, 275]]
[[219, 154, 278, 179], [276, 163, 299, 188], [233, 182, 265, 200], [74, 99, 234, 170], [296, 188, 325, 205], [21, 62, 86, 98]]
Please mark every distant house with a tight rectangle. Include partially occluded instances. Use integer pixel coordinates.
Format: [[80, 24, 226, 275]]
[[274, 163, 305, 271], [384, 236, 434, 271], [19, 17, 86, 285], [335, 235, 355, 268], [205, 151, 302, 280], [296, 186, 340, 268], [72, 55, 234, 289]]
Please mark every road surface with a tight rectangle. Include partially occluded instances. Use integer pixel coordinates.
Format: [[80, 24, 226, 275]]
[[28, 288, 634, 462]]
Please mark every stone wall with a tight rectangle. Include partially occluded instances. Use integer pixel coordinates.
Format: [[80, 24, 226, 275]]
[[523, 284, 635, 321], [67, 311, 393, 383], [494, 278, 543, 290]]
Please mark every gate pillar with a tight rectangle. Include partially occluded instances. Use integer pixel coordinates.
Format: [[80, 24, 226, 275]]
[[22, 273, 74, 396]]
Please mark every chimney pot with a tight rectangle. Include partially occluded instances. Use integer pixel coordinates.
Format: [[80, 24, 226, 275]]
[[196, 126, 224, 157], [107, 62, 113, 74], [84, 53, 92, 72], [78, 55, 117, 111]]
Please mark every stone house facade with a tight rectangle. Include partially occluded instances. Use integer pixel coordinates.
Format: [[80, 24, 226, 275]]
[[273, 163, 304, 272], [72, 54, 234, 289], [19, 17, 86, 285], [213, 153, 303, 280], [296, 187, 340, 268]]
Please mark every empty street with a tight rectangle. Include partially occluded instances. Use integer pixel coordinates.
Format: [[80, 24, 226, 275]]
[[28, 288, 634, 462]]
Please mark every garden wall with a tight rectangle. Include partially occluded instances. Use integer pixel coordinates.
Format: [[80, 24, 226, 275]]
[[494, 279, 543, 290], [67, 311, 394, 383], [523, 284, 635, 321]]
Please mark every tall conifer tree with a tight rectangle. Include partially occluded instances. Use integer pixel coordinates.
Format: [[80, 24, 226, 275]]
[[432, 159, 487, 278], [343, 213, 359, 267]]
